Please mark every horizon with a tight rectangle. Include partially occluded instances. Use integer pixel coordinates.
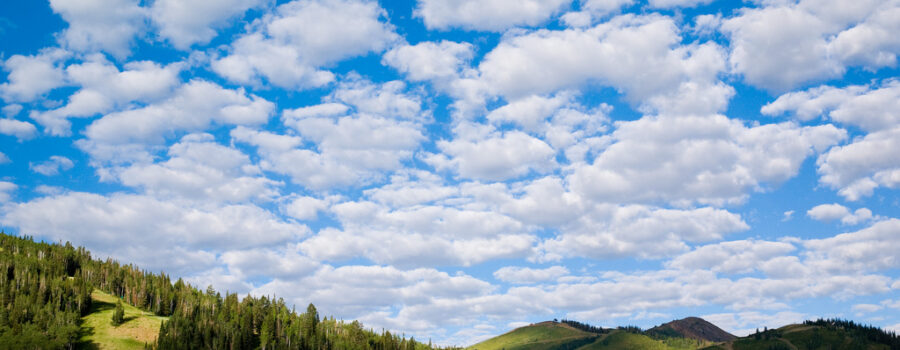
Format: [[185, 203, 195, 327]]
[[1, 0, 899, 346]]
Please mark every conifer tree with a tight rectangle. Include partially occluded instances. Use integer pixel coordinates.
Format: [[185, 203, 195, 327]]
[[112, 299, 125, 326]]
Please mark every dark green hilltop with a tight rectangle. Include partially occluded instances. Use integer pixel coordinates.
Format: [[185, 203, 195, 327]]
[[2, 231, 899, 349]]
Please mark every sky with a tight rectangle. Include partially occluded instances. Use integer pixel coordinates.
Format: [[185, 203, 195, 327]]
[[1, 0, 899, 345]]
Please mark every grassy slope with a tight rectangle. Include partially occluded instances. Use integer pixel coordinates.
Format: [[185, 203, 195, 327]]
[[77, 290, 168, 350], [467, 322, 598, 350], [579, 331, 705, 350]]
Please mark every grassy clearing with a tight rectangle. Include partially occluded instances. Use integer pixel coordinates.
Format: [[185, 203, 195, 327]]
[[76, 290, 168, 350]]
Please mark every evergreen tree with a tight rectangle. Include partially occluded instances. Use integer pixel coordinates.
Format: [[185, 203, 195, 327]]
[[112, 299, 125, 326]]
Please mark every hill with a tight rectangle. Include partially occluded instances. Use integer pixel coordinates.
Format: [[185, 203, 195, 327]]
[[467, 321, 599, 350], [469, 321, 713, 350], [703, 320, 900, 350], [648, 317, 736, 342], [470, 318, 900, 350]]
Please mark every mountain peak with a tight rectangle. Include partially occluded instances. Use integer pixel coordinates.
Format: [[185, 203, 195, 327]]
[[648, 317, 736, 342]]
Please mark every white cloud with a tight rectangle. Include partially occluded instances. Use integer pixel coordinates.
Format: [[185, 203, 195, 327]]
[[668, 239, 798, 275], [722, 0, 900, 91], [722, 6, 842, 91], [763, 80, 900, 132], [0, 118, 37, 141], [150, 0, 267, 49], [804, 219, 900, 274], [817, 127, 900, 200], [0, 181, 16, 203], [430, 130, 556, 181], [298, 200, 534, 267], [1, 191, 308, 276], [852, 303, 882, 313], [477, 15, 731, 115], [32, 56, 182, 136], [415, 0, 571, 31], [83, 80, 273, 151], [2, 104, 22, 118], [569, 114, 845, 206], [221, 247, 319, 280], [363, 170, 458, 208], [486, 92, 574, 132], [30, 155, 75, 176], [829, 3, 900, 69], [282, 196, 331, 220], [232, 79, 428, 190], [382, 40, 474, 82], [539, 205, 749, 260], [116, 134, 281, 202], [494, 266, 569, 284], [49, 0, 146, 58], [212, 0, 398, 89], [648, 0, 713, 9], [0, 48, 68, 103], [807, 203, 873, 225]]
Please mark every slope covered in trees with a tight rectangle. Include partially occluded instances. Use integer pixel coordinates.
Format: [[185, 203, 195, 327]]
[[0, 231, 454, 349]]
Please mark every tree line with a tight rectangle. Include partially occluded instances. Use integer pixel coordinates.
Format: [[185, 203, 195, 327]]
[[0, 231, 456, 349]]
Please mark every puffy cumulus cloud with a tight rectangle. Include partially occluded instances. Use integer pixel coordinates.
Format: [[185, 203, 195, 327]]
[[569, 114, 846, 206], [429, 130, 556, 181], [0, 118, 38, 141], [763, 80, 900, 132], [212, 0, 398, 89], [817, 127, 900, 200], [363, 170, 459, 208], [326, 78, 429, 122], [804, 219, 900, 274], [382, 40, 474, 82], [49, 0, 146, 58], [80, 80, 273, 163], [478, 15, 731, 115], [32, 55, 182, 136], [667, 239, 797, 275], [116, 134, 281, 202], [0, 181, 16, 203], [560, 0, 634, 28], [232, 80, 427, 190], [829, 2, 900, 69], [806, 203, 873, 225], [30, 155, 75, 176], [722, 0, 900, 91], [538, 205, 749, 260], [281, 195, 336, 221], [0, 48, 68, 103], [648, 0, 713, 9], [415, 0, 571, 32], [299, 199, 535, 267], [493, 265, 569, 284], [220, 247, 320, 281], [150, 0, 267, 49], [1, 191, 308, 276]]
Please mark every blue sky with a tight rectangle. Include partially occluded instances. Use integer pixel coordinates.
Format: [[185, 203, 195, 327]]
[[1, 0, 900, 345]]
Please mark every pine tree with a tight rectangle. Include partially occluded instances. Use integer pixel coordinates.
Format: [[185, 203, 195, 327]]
[[112, 299, 125, 326]]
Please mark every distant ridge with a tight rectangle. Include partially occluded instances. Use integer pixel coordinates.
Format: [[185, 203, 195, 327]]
[[648, 317, 736, 343]]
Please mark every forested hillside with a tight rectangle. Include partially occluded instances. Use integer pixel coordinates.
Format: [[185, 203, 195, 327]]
[[0, 231, 455, 349]]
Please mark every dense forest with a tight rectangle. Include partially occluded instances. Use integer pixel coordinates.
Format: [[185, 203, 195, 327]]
[[0, 231, 454, 349]]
